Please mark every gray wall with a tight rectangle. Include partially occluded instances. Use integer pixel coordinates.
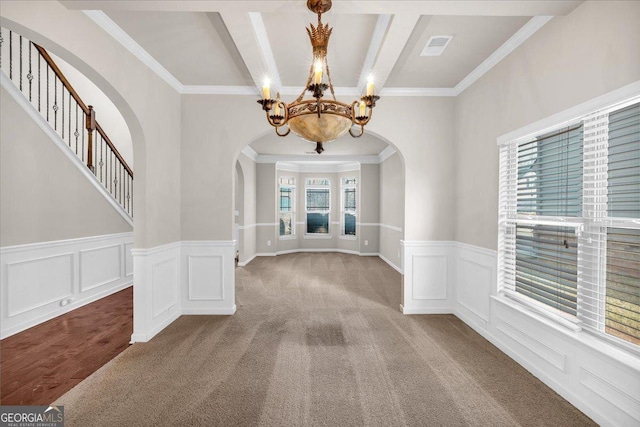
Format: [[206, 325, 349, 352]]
[[359, 164, 380, 254], [454, 0, 640, 250], [0, 86, 132, 246], [236, 153, 257, 262], [379, 153, 404, 266], [256, 163, 277, 254]]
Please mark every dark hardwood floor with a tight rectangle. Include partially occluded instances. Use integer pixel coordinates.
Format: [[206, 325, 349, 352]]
[[0, 287, 133, 405]]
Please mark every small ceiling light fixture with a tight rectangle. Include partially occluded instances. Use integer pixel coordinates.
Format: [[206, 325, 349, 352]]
[[257, 0, 380, 154]]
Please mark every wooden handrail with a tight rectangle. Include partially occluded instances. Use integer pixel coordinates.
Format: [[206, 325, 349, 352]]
[[33, 44, 89, 114], [97, 123, 134, 177], [33, 42, 133, 178]]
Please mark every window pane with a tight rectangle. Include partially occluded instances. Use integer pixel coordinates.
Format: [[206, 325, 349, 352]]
[[279, 212, 293, 236], [344, 188, 356, 211], [307, 189, 330, 211], [279, 177, 295, 185], [608, 102, 640, 218], [342, 178, 356, 185], [307, 213, 329, 234], [280, 187, 292, 211], [306, 178, 330, 186], [344, 213, 356, 235], [515, 224, 578, 316], [517, 125, 583, 217], [606, 228, 640, 345]]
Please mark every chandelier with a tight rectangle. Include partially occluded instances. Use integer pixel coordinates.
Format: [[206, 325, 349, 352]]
[[257, 0, 380, 154]]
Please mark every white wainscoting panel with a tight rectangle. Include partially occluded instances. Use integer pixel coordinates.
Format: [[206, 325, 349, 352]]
[[131, 242, 180, 343], [450, 241, 640, 427], [181, 241, 236, 315], [151, 258, 179, 318], [401, 241, 455, 314], [188, 255, 224, 301], [454, 243, 496, 330], [0, 232, 133, 339], [412, 255, 447, 300], [125, 242, 134, 276], [7, 253, 74, 318], [79, 244, 122, 292]]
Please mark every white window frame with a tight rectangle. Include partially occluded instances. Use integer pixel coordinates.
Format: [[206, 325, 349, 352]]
[[340, 178, 357, 239], [305, 178, 331, 236], [497, 93, 640, 353], [278, 177, 296, 239]]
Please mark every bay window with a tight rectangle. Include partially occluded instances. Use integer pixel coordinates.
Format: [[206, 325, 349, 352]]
[[341, 178, 357, 236], [306, 178, 330, 234], [279, 177, 295, 237]]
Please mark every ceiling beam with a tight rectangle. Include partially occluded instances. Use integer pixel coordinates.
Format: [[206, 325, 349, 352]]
[[61, 1, 583, 17], [357, 14, 392, 94], [220, 11, 282, 94], [370, 14, 421, 91]]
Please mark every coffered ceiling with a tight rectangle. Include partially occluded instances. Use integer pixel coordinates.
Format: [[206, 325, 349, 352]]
[[60, 0, 584, 155]]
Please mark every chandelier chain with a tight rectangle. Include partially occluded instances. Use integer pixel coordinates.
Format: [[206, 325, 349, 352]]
[[296, 62, 315, 103], [325, 57, 337, 101]]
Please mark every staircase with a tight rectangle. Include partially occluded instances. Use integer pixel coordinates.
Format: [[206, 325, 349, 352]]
[[0, 27, 133, 218]]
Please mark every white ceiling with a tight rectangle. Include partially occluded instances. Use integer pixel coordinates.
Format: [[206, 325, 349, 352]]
[[62, 0, 583, 155]]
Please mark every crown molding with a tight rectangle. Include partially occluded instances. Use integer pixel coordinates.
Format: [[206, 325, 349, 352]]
[[256, 154, 382, 164], [380, 87, 457, 97], [276, 161, 361, 173], [182, 85, 258, 95], [241, 146, 397, 165], [454, 16, 553, 96], [378, 146, 397, 162], [240, 146, 259, 161], [83, 10, 184, 93]]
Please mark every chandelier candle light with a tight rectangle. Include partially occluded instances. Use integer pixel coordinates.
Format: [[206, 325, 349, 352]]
[[257, 0, 380, 154]]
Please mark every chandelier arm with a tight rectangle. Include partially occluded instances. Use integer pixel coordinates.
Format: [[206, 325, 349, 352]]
[[350, 100, 372, 126], [349, 125, 364, 138], [325, 57, 337, 101], [275, 126, 291, 137]]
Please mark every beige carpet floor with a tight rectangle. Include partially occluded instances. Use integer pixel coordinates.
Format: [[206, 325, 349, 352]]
[[55, 253, 595, 426]]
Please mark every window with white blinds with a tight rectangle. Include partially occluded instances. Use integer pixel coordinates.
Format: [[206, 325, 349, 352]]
[[498, 97, 640, 348], [279, 178, 295, 237]]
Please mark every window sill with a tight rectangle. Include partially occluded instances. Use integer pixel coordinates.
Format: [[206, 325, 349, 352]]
[[303, 234, 332, 239], [339, 235, 357, 241], [279, 235, 297, 241], [495, 292, 581, 332], [492, 294, 640, 369]]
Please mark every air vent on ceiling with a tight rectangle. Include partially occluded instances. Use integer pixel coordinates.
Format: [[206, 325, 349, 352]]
[[420, 35, 453, 57]]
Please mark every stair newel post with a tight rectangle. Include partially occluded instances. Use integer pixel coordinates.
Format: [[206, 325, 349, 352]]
[[86, 105, 96, 174]]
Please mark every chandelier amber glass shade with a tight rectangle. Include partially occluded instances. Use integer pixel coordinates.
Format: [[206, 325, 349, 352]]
[[257, 0, 380, 154]]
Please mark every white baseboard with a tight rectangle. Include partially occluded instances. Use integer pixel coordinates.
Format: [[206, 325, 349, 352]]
[[378, 253, 403, 274], [1, 232, 134, 339], [400, 304, 452, 315], [182, 305, 237, 315], [130, 308, 180, 343], [238, 255, 257, 266]]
